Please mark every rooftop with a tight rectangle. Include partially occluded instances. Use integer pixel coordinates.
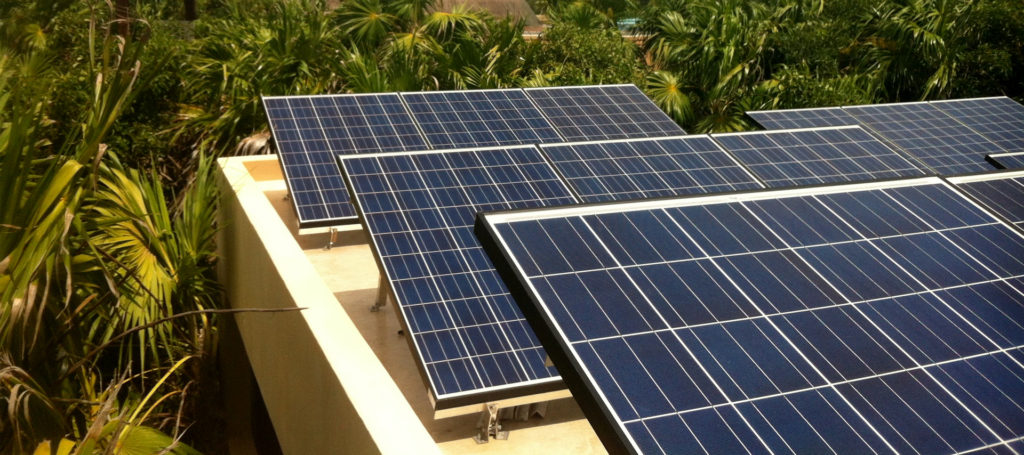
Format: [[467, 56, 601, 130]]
[[217, 155, 606, 454]]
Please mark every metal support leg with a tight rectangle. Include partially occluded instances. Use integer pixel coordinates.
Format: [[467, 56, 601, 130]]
[[371, 275, 388, 312], [324, 228, 337, 250], [474, 403, 508, 444]]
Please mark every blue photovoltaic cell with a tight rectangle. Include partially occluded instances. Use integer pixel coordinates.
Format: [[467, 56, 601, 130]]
[[339, 146, 578, 407], [954, 174, 1024, 230], [263, 86, 689, 227], [479, 178, 1024, 454], [525, 85, 686, 141], [746, 107, 858, 130], [988, 152, 1024, 170], [932, 97, 1024, 154], [844, 102, 1005, 175], [539, 136, 762, 202], [263, 94, 427, 227], [400, 89, 562, 149], [712, 126, 928, 187]]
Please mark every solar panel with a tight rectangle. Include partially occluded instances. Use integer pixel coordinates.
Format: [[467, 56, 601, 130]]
[[478, 177, 1024, 454], [712, 126, 929, 187], [263, 94, 428, 228], [339, 146, 578, 410], [746, 107, 858, 130], [525, 85, 686, 141], [951, 171, 1024, 230], [538, 136, 763, 202], [400, 89, 562, 149], [932, 97, 1024, 154], [988, 152, 1024, 170], [843, 102, 1005, 175]]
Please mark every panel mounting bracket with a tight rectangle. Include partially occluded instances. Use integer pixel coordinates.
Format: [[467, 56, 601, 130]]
[[371, 275, 389, 312], [474, 403, 508, 444], [323, 228, 338, 250]]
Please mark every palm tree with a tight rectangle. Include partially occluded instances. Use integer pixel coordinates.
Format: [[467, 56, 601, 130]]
[[179, 0, 346, 151], [2, 15, 219, 454], [644, 71, 692, 125], [639, 0, 783, 131], [422, 7, 526, 89], [351, 4, 530, 91], [864, 0, 978, 100], [334, 0, 399, 50]]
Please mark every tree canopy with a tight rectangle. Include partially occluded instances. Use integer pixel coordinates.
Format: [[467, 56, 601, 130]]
[[1, 0, 1022, 452]]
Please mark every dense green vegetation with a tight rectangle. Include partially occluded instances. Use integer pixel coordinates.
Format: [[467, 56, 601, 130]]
[[637, 0, 1024, 130], [2, 0, 1021, 453]]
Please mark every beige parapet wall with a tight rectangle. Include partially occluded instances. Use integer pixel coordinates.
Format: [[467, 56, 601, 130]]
[[216, 156, 439, 455]]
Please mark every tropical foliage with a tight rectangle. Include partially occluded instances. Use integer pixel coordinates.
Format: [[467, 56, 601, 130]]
[[638, 0, 1023, 131], [1, 0, 1022, 452], [2, 4, 220, 454], [523, 2, 644, 86]]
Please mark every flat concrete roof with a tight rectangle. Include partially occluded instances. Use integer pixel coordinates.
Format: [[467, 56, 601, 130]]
[[219, 155, 606, 454]]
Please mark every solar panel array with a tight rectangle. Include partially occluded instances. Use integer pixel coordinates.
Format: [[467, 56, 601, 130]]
[[748, 98, 1024, 176], [525, 85, 687, 141], [539, 136, 762, 202], [933, 97, 1024, 154], [478, 178, 1024, 454], [745, 107, 858, 130], [263, 94, 427, 226], [339, 146, 577, 408], [261, 87, 1024, 441], [264, 85, 686, 228], [988, 152, 1024, 170], [843, 102, 1004, 174], [401, 89, 562, 149], [711, 126, 928, 187], [952, 172, 1024, 231]]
